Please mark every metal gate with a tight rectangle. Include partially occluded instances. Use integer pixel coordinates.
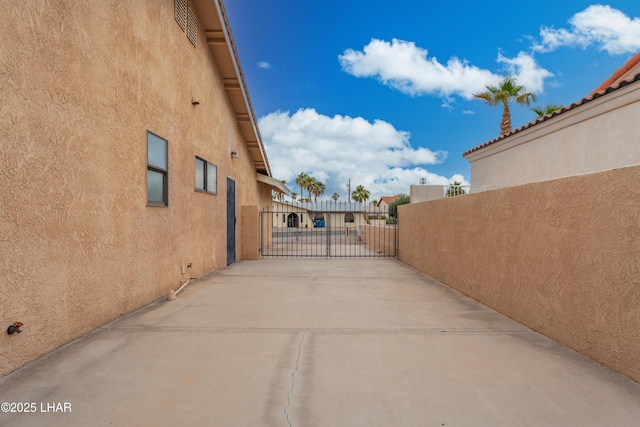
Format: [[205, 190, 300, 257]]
[[260, 201, 397, 258]]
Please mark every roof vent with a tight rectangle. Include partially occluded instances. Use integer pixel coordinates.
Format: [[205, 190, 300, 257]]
[[175, 0, 187, 32], [187, 6, 198, 47]]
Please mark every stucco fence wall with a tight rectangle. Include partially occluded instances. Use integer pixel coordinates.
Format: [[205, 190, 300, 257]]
[[398, 164, 640, 382], [360, 225, 397, 256]]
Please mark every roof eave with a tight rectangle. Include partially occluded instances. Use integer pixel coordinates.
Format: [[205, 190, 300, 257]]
[[192, 0, 271, 176], [257, 173, 290, 195]]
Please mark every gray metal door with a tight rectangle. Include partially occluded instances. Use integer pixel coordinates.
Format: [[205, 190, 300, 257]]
[[226, 178, 236, 265]]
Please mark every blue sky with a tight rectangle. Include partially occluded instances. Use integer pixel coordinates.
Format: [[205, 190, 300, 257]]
[[224, 1, 640, 201]]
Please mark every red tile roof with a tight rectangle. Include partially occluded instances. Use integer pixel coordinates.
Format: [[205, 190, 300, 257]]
[[591, 51, 640, 94], [463, 53, 640, 157], [377, 196, 398, 206]]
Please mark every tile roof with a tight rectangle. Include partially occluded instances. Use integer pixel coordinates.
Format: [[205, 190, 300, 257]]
[[463, 54, 640, 157], [377, 196, 399, 206], [591, 51, 640, 94]]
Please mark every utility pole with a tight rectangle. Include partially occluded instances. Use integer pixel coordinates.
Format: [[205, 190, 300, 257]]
[[347, 178, 351, 203]]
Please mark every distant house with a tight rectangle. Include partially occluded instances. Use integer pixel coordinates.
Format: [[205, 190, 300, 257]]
[[0, 0, 287, 377], [464, 52, 640, 188], [376, 196, 399, 210], [270, 201, 367, 229]]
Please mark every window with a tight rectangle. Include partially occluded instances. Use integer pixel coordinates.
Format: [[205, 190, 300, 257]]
[[195, 157, 217, 194], [147, 132, 168, 206], [345, 213, 355, 223]]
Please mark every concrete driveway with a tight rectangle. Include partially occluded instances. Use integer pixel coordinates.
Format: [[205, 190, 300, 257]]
[[1, 259, 639, 426]]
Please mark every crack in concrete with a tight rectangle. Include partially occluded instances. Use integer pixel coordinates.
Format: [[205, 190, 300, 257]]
[[284, 330, 307, 427]]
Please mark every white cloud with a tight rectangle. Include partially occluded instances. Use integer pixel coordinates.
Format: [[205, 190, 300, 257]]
[[258, 61, 272, 69], [441, 96, 455, 111], [258, 108, 465, 199], [533, 5, 640, 54], [462, 110, 475, 115], [339, 38, 552, 99], [497, 51, 553, 94]]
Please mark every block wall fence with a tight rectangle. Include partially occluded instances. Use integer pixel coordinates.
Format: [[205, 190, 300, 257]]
[[398, 165, 640, 382]]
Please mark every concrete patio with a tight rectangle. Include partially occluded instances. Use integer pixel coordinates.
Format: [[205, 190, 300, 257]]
[[1, 259, 639, 426]]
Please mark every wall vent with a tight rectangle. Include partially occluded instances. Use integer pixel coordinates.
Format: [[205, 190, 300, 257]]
[[187, 6, 198, 47], [175, 0, 187, 31]]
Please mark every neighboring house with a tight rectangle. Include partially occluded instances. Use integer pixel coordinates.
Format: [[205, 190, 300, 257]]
[[271, 201, 316, 229], [0, 0, 287, 377], [270, 201, 368, 229], [376, 196, 399, 210], [464, 52, 640, 188]]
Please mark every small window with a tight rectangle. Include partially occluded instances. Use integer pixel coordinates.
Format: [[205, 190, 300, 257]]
[[195, 157, 217, 194], [147, 132, 168, 206], [345, 213, 355, 223]]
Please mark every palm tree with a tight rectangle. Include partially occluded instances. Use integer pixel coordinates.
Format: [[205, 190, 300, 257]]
[[351, 185, 370, 203], [473, 75, 537, 136], [332, 192, 339, 202], [291, 192, 297, 201], [446, 181, 466, 197], [295, 173, 310, 199], [305, 176, 316, 201], [532, 103, 563, 118], [312, 181, 325, 202]]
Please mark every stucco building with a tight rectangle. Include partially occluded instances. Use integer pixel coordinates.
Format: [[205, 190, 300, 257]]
[[269, 201, 368, 229], [464, 53, 640, 188], [375, 196, 399, 210], [0, 0, 286, 376]]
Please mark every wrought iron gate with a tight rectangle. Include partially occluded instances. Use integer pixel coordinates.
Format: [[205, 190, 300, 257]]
[[260, 201, 397, 258]]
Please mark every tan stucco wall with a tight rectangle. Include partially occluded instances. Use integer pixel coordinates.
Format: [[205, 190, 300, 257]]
[[410, 185, 445, 203], [240, 206, 259, 260], [398, 165, 640, 382], [361, 225, 396, 256], [0, 0, 264, 376], [466, 82, 640, 188]]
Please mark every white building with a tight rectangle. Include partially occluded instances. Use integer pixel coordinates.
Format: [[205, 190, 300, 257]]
[[464, 53, 640, 188]]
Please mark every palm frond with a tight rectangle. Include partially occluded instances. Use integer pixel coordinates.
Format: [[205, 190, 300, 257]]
[[532, 103, 563, 117]]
